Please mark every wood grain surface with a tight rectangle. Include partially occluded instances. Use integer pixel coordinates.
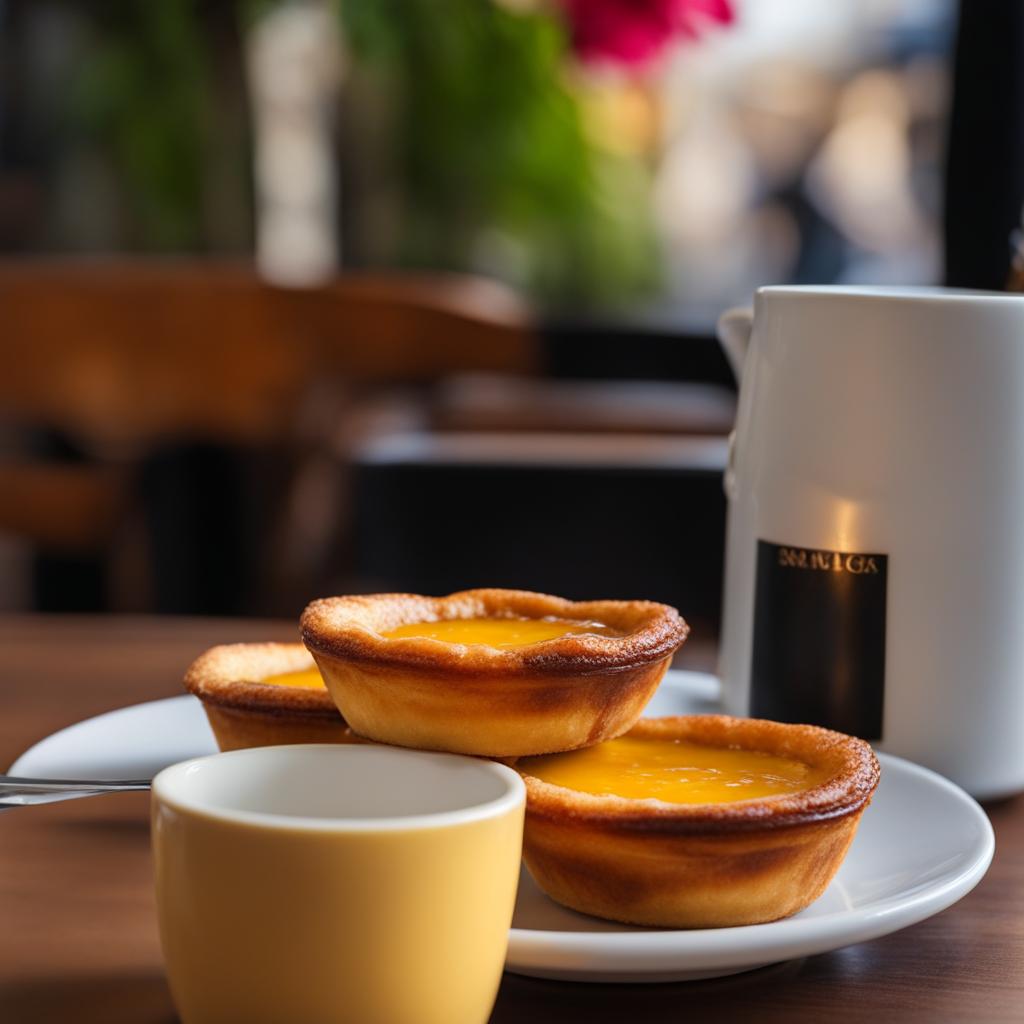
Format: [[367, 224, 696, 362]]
[[0, 615, 1020, 1024]]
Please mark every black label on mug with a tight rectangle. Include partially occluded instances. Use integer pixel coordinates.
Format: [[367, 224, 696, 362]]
[[750, 540, 887, 740]]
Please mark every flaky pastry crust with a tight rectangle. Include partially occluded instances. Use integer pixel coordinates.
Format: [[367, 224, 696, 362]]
[[300, 589, 689, 757], [183, 642, 357, 751], [517, 715, 880, 928]]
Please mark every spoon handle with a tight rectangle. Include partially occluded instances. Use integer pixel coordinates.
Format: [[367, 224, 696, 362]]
[[0, 775, 151, 808]]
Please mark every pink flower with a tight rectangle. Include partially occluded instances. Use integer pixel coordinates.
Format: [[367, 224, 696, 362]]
[[559, 0, 733, 67]]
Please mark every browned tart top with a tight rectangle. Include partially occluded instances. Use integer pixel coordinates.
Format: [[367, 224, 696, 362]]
[[519, 714, 881, 834], [300, 589, 689, 675], [183, 642, 338, 717]]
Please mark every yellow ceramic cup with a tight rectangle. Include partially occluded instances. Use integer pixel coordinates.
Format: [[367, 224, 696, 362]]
[[152, 744, 525, 1024]]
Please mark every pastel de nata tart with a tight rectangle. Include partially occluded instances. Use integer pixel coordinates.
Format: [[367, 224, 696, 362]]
[[300, 589, 689, 757], [516, 714, 880, 928], [183, 643, 359, 751]]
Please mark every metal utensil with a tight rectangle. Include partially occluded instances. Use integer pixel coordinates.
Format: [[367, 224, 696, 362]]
[[0, 775, 150, 808]]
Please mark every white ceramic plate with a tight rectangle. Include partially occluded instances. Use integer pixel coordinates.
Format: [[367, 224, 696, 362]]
[[10, 671, 994, 982], [11, 692, 218, 782]]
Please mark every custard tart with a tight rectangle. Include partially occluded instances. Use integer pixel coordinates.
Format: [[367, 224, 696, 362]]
[[184, 643, 358, 751], [516, 714, 880, 928], [300, 589, 689, 757]]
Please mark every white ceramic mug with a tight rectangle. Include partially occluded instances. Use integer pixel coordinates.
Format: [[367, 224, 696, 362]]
[[717, 285, 1024, 799]]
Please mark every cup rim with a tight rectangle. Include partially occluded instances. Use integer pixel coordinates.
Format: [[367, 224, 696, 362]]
[[151, 743, 525, 833], [756, 284, 1024, 304]]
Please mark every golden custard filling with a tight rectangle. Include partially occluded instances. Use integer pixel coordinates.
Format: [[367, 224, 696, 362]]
[[260, 667, 325, 689], [380, 616, 619, 649], [521, 736, 833, 804]]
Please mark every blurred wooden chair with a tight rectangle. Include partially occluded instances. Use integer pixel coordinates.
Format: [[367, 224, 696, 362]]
[[1, 261, 536, 447], [0, 260, 537, 613]]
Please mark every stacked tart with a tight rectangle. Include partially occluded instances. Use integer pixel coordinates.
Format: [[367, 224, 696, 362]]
[[183, 642, 357, 751], [300, 589, 689, 757], [183, 587, 879, 928]]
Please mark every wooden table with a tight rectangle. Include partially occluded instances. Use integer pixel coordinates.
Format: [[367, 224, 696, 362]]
[[1, 615, 1021, 1023]]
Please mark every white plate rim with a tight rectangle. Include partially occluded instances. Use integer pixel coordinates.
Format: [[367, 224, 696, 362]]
[[9, 694, 215, 779]]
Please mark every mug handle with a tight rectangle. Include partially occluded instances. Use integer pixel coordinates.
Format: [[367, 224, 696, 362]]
[[717, 307, 754, 385]]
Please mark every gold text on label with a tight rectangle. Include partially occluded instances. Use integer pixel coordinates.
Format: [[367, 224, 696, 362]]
[[777, 547, 880, 575]]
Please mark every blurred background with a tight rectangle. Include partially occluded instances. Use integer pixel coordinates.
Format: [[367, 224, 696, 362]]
[[0, 0, 1018, 643]]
